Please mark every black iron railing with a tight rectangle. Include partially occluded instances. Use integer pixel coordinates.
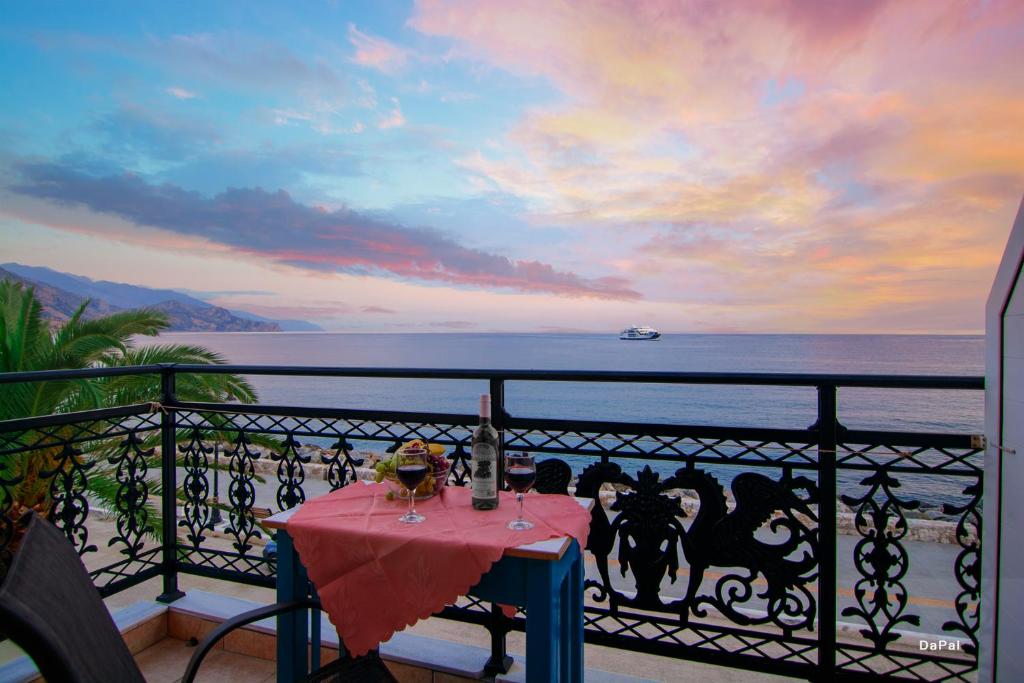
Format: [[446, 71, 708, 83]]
[[0, 365, 983, 682]]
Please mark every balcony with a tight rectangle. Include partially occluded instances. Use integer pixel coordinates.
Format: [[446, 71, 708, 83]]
[[0, 365, 983, 681]]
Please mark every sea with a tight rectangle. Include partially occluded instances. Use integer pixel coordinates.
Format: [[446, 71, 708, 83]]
[[145, 333, 985, 507]]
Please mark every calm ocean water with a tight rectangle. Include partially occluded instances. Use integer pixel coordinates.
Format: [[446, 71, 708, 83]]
[[146, 333, 985, 506]]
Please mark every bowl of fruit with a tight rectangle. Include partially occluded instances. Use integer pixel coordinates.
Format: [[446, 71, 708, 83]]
[[375, 440, 450, 500]]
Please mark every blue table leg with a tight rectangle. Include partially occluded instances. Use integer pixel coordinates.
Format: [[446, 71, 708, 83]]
[[567, 543, 584, 682], [276, 530, 308, 683], [526, 558, 562, 682]]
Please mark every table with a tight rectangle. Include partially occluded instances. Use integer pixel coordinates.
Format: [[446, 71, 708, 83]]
[[262, 494, 593, 683]]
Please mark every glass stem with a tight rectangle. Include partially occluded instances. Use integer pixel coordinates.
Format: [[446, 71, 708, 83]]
[[517, 492, 524, 522], [409, 488, 416, 517]]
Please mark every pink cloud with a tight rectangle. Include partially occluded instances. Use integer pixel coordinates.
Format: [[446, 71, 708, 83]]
[[348, 23, 409, 73], [377, 97, 406, 129], [362, 305, 396, 314]]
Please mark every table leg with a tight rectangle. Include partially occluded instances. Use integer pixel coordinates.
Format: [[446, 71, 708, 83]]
[[276, 530, 308, 683], [526, 560, 560, 682], [567, 543, 584, 682]]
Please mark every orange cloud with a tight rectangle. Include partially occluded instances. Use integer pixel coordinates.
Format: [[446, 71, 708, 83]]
[[414, 0, 1024, 332]]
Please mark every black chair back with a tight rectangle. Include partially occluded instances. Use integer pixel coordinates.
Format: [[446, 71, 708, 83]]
[[534, 458, 572, 495], [0, 512, 145, 683]]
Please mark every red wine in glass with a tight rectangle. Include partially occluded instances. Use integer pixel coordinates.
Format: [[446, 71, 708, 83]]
[[397, 448, 428, 524], [505, 454, 536, 530], [506, 466, 536, 493], [397, 464, 428, 490]]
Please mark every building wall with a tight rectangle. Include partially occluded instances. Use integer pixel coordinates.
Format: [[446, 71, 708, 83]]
[[982, 195, 1024, 682]]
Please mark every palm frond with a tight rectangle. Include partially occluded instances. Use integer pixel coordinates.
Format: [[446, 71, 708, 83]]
[[0, 283, 261, 549]]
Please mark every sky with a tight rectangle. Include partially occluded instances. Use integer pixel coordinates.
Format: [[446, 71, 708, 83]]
[[1, 0, 1022, 334]]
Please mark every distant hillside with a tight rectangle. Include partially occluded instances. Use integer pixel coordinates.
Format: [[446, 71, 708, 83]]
[[148, 299, 280, 332], [0, 266, 122, 322], [1, 263, 321, 331], [226, 309, 322, 332], [0, 266, 280, 332], [1, 263, 208, 309]]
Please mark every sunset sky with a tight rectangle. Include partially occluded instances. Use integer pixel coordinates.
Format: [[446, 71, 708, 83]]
[[1, 1, 1022, 333]]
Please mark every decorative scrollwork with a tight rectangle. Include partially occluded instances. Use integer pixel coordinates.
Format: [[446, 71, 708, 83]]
[[270, 434, 310, 510], [942, 478, 982, 656], [322, 436, 363, 490], [575, 462, 818, 632], [686, 468, 818, 633], [448, 442, 472, 486], [178, 428, 212, 548], [106, 431, 153, 558], [575, 461, 630, 604], [840, 465, 921, 650], [223, 431, 261, 554], [41, 442, 97, 555]]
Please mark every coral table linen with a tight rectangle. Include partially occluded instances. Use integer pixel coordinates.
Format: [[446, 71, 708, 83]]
[[286, 483, 591, 657]]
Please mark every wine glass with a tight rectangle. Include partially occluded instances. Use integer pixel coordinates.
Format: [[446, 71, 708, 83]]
[[396, 448, 428, 524], [505, 453, 536, 530]]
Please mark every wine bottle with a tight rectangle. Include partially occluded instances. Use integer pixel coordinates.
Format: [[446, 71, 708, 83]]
[[471, 393, 500, 510]]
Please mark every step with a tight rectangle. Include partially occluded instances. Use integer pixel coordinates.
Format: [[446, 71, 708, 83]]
[[0, 601, 168, 683]]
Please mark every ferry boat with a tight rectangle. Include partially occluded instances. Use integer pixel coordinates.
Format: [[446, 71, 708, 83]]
[[619, 325, 661, 340]]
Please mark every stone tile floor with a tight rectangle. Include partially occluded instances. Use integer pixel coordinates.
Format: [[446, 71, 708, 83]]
[[110, 576, 794, 683], [134, 637, 276, 683]]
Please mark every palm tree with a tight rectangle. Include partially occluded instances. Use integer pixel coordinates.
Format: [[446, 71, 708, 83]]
[[0, 279, 255, 419], [0, 279, 258, 549]]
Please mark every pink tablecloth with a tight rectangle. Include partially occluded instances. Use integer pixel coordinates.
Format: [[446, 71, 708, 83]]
[[287, 483, 591, 657]]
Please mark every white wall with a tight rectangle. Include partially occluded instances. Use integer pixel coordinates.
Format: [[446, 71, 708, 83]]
[[981, 195, 1024, 682]]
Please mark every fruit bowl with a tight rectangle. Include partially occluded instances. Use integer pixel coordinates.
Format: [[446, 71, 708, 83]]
[[375, 440, 451, 500], [383, 462, 450, 500]]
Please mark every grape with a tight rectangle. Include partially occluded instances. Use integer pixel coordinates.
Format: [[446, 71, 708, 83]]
[[427, 453, 448, 473]]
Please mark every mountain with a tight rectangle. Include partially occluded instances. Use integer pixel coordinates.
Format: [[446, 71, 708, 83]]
[[227, 309, 322, 332], [1, 263, 319, 331], [146, 299, 280, 332], [0, 265, 281, 332], [1, 263, 209, 309], [0, 266, 122, 322]]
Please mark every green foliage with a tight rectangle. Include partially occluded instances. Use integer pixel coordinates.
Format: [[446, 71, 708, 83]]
[[1, 280, 256, 419], [0, 279, 261, 543]]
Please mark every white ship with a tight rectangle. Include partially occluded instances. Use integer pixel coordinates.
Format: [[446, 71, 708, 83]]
[[619, 325, 661, 340]]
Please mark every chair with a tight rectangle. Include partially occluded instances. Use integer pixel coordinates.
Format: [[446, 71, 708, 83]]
[[0, 512, 396, 683], [534, 458, 573, 495]]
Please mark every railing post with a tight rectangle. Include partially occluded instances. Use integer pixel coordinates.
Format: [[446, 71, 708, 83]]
[[157, 365, 185, 603], [484, 377, 514, 675], [489, 378, 506, 491], [815, 384, 838, 681]]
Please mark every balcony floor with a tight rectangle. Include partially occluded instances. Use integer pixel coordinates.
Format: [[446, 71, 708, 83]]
[[133, 633, 795, 683], [136, 637, 276, 683]]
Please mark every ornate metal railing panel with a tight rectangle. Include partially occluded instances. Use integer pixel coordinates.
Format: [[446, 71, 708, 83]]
[[0, 365, 984, 682], [0, 404, 163, 596], [835, 433, 982, 683], [504, 420, 825, 676], [168, 404, 477, 586]]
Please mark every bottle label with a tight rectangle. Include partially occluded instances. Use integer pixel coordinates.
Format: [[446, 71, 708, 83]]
[[471, 444, 498, 499]]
